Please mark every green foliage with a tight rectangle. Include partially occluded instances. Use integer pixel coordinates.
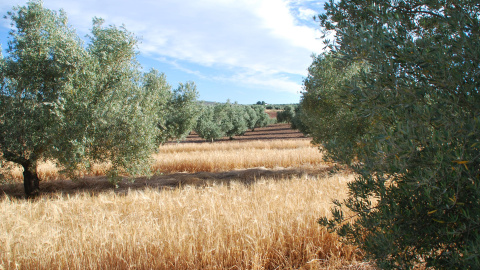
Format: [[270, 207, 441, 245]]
[[303, 0, 480, 268], [300, 53, 370, 162], [276, 105, 295, 123], [0, 1, 93, 194], [194, 102, 271, 142], [142, 68, 172, 143], [290, 106, 309, 135], [194, 105, 224, 142], [83, 18, 164, 183], [158, 81, 199, 142], [213, 101, 235, 137], [224, 102, 249, 139], [252, 105, 271, 130], [0, 1, 181, 194], [244, 105, 258, 130]]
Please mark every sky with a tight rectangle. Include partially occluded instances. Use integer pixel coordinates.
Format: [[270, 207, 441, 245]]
[[0, 0, 328, 104]]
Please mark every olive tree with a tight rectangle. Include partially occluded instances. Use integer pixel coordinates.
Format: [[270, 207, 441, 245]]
[[194, 105, 225, 142], [244, 105, 258, 131], [251, 105, 270, 130], [0, 1, 170, 196], [195, 102, 258, 142], [304, 0, 480, 268], [142, 68, 173, 143], [224, 102, 248, 139], [276, 105, 295, 124], [291, 106, 310, 135], [160, 82, 199, 142]]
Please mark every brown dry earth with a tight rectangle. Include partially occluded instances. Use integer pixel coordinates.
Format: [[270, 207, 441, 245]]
[[177, 123, 308, 143], [0, 124, 317, 199]]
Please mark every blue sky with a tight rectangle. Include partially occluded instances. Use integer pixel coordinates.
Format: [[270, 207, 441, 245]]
[[0, 0, 328, 104]]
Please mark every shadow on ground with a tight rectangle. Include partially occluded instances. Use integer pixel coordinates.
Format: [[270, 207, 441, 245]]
[[0, 166, 334, 199]]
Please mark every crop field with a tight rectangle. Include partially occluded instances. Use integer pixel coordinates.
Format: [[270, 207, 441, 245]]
[[0, 124, 374, 269]]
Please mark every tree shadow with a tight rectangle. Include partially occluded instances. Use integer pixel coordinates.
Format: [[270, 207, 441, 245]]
[[0, 166, 334, 200]]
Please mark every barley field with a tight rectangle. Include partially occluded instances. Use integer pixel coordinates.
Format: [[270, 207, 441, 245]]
[[1, 139, 325, 183], [152, 139, 327, 173], [0, 174, 371, 269], [0, 128, 374, 269]]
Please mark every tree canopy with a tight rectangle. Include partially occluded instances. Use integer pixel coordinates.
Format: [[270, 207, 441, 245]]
[[0, 1, 197, 196], [300, 0, 480, 268], [194, 103, 271, 142]]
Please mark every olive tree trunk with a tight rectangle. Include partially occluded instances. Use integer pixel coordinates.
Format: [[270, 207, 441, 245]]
[[22, 162, 40, 198]]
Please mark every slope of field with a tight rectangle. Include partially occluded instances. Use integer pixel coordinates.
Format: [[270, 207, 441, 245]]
[[180, 123, 307, 143]]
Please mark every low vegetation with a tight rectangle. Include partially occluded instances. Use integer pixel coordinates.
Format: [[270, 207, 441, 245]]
[[0, 138, 373, 269]]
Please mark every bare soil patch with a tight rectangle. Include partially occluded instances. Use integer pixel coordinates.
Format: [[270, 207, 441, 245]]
[[265, 109, 280, 119]]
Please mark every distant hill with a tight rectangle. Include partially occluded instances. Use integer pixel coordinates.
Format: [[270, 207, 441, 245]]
[[197, 101, 298, 108]]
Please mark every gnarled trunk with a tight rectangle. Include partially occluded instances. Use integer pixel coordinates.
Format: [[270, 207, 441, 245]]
[[22, 162, 40, 198]]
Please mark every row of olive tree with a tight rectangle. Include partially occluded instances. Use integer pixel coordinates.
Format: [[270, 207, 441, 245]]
[[276, 105, 310, 135], [276, 105, 295, 124], [301, 0, 479, 268], [156, 80, 200, 143], [194, 102, 271, 142], [0, 1, 197, 196]]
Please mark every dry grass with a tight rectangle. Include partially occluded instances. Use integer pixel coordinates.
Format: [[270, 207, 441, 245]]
[[161, 139, 313, 153], [1, 160, 111, 183], [153, 139, 325, 173], [0, 138, 375, 269], [2, 140, 325, 183], [0, 173, 372, 270]]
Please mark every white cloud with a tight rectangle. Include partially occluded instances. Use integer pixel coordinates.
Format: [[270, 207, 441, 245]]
[[209, 68, 303, 95], [298, 7, 318, 21], [253, 0, 322, 53], [236, 73, 303, 95], [1, 0, 326, 100]]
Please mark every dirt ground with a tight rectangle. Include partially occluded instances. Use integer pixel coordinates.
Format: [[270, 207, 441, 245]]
[[178, 123, 308, 143]]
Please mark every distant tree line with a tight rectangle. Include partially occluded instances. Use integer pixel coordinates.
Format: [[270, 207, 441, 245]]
[[194, 102, 272, 142]]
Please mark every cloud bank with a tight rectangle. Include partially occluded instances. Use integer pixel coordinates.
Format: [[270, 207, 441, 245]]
[[0, 0, 326, 103]]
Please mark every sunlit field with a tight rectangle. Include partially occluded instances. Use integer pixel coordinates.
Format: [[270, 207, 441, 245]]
[[153, 139, 327, 173], [0, 173, 373, 269], [0, 135, 374, 269], [1, 139, 326, 183]]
